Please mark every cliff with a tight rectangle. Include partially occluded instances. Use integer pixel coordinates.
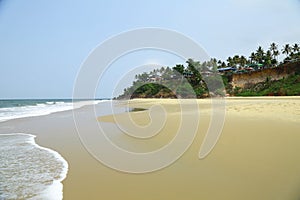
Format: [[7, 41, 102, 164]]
[[232, 62, 300, 89]]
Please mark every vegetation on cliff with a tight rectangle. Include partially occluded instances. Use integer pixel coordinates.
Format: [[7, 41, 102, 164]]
[[234, 74, 300, 96], [117, 42, 300, 99]]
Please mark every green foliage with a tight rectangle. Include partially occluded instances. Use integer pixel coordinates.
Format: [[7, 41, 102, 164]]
[[176, 82, 196, 98], [173, 64, 184, 74], [199, 75, 225, 97], [118, 58, 215, 99], [236, 74, 300, 96], [130, 83, 176, 98], [117, 42, 300, 99]]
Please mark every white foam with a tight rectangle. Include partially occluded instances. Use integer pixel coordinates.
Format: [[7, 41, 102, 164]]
[[72, 99, 110, 109], [28, 134, 69, 200], [0, 133, 69, 200], [0, 100, 108, 122], [0, 102, 72, 122]]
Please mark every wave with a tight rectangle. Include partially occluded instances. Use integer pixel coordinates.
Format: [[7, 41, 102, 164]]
[[0, 133, 68, 200], [0, 99, 108, 122]]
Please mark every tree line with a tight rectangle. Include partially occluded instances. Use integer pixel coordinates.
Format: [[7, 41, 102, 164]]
[[118, 42, 300, 99], [220, 42, 299, 69]]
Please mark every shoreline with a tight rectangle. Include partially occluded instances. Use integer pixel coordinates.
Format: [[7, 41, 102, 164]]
[[29, 133, 69, 200], [0, 133, 68, 200]]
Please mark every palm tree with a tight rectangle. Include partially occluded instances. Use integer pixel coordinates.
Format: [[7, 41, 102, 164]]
[[173, 64, 184, 75], [273, 50, 279, 61], [255, 46, 265, 63], [219, 62, 226, 68], [264, 50, 272, 68], [139, 72, 149, 82], [282, 44, 292, 58], [292, 43, 300, 53], [232, 55, 240, 67], [227, 57, 233, 67], [271, 50, 279, 66], [249, 52, 257, 63], [211, 58, 217, 64], [210, 58, 218, 71], [269, 42, 278, 60], [240, 55, 247, 68], [186, 59, 202, 86]]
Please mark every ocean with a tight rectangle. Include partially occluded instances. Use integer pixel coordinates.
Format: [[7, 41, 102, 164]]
[[0, 99, 107, 122], [0, 99, 107, 200]]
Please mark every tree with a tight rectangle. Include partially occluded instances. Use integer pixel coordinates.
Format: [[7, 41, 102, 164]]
[[293, 43, 300, 54], [264, 50, 272, 68], [139, 72, 149, 82], [200, 62, 209, 72], [161, 66, 173, 80], [271, 50, 279, 66], [211, 58, 217, 64], [240, 55, 247, 68], [159, 67, 165, 74], [186, 58, 202, 85], [209, 58, 218, 71], [227, 57, 233, 67], [221, 62, 226, 68], [255, 46, 265, 63], [273, 50, 279, 61], [269, 42, 278, 60], [186, 58, 201, 71], [249, 52, 257, 63], [282, 44, 292, 58], [173, 64, 184, 74], [232, 55, 240, 67]]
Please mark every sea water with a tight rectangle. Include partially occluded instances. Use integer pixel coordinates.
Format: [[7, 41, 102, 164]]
[[0, 99, 108, 199], [0, 133, 68, 200], [0, 99, 105, 122]]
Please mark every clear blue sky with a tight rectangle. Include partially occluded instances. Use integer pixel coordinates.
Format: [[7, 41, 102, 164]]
[[0, 0, 299, 98]]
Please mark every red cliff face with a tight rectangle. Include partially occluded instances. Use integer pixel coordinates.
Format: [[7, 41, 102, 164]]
[[232, 63, 299, 88]]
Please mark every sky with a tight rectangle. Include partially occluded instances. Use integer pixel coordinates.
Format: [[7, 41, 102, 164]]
[[0, 0, 299, 98]]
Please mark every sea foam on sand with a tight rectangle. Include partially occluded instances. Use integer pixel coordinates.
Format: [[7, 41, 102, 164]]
[[0, 133, 68, 200]]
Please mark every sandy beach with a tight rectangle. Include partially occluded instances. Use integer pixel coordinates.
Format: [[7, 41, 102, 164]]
[[1, 97, 300, 199]]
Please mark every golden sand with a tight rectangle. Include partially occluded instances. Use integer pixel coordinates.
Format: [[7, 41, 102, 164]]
[[95, 97, 300, 200]]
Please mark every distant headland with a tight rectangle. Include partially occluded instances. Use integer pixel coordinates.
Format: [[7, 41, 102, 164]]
[[117, 43, 300, 99]]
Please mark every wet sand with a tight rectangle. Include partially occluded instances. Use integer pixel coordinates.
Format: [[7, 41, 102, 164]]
[[1, 97, 300, 199]]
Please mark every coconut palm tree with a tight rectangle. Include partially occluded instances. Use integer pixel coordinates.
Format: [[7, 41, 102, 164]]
[[282, 44, 292, 58], [249, 52, 257, 63], [255, 46, 265, 63], [273, 50, 279, 61], [240, 55, 247, 68], [232, 55, 240, 67], [264, 50, 272, 68], [173, 64, 184, 75], [270, 50, 279, 66], [269, 42, 278, 60], [219, 62, 226, 68], [292, 43, 300, 53], [211, 58, 217, 64], [227, 56, 233, 67]]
